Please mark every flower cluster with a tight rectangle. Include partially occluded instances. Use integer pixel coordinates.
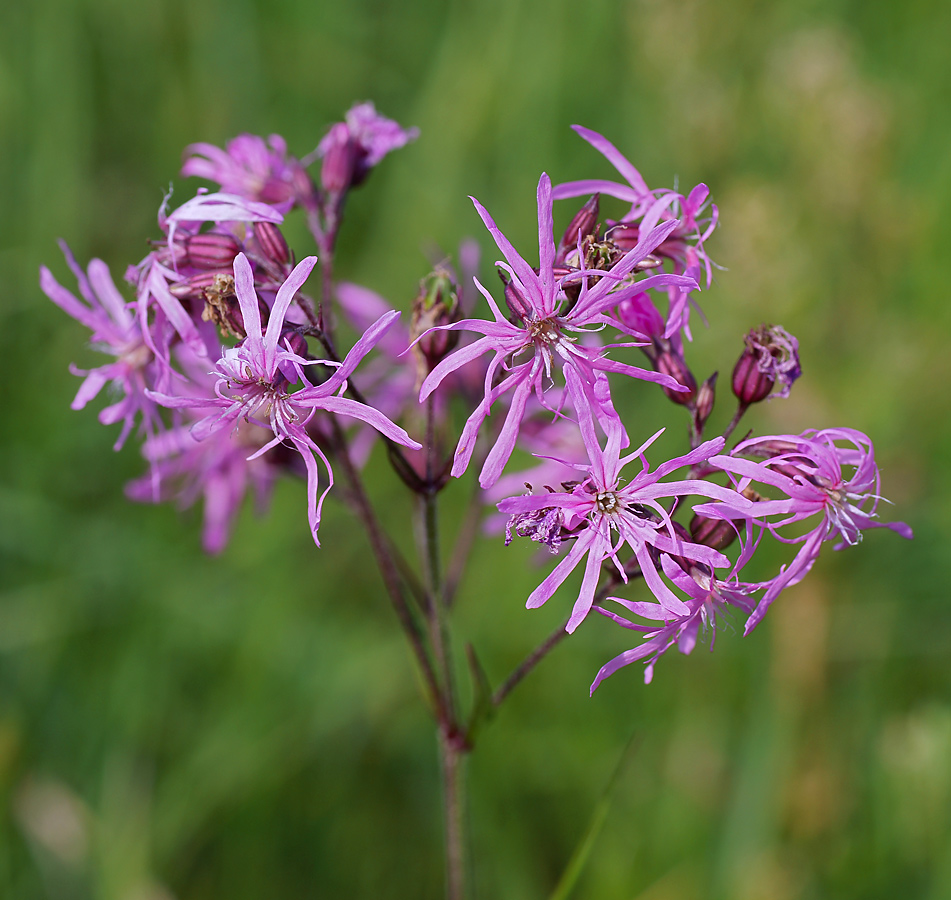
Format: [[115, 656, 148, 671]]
[[422, 125, 911, 690], [43, 104, 421, 550], [44, 110, 911, 692]]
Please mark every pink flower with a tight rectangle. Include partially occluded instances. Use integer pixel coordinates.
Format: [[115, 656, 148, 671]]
[[695, 427, 913, 633], [125, 342, 282, 554], [182, 134, 309, 206], [315, 102, 419, 193], [497, 377, 750, 632], [419, 173, 697, 488], [41, 242, 160, 451], [126, 418, 279, 555], [590, 555, 759, 689], [552, 125, 719, 286], [148, 253, 421, 544]]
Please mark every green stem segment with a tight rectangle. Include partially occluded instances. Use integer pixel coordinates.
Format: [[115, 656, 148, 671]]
[[419, 393, 468, 898]]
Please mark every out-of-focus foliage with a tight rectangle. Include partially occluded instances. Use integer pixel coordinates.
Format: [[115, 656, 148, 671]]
[[0, 0, 947, 897]]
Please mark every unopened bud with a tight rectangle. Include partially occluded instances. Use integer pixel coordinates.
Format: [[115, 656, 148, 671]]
[[282, 330, 309, 359], [744, 439, 800, 459], [556, 194, 600, 264], [665, 521, 714, 574], [731, 348, 773, 404], [183, 233, 240, 269], [605, 224, 663, 270], [411, 267, 460, 373], [607, 222, 639, 250], [169, 270, 224, 301], [694, 372, 717, 429], [654, 344, 697, 405], [689, 512, 737, 552], [500, 269, 531, 322], [253, 221, 290, 266], [617, 292, 664, 340]]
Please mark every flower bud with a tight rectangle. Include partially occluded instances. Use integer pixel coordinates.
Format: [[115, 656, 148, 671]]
[[617, 292, 664, 339], [731, 324, 802, 404], [283, 330, 309, 359], [744, 438, 800, 459], [411, 266, 460, 374], [694, 371, 717, 429], [556, 194, 599, 264], [182, 233, 241, 269], [253, 221, 290, 266], [731, 348, 773, 404], [499, 269, 531, 323], [654, 343, 697, 405], [607, 222, 640, 250], [689, 512, 737, 552], [169, 270, 224, 302], [664, 521, 715, 575]]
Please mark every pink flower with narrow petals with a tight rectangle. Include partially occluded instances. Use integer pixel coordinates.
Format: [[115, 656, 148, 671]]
[[126, 418, 279, 555], [182, 134, 308, 206], [41, 242, 160, 451], [695, 427, 913, 633], [315, 102, 419, 193], [419, 173, 698, 488], [497, 377, 751, 633], [590, 555, 759, 689], [148, 253, 421, 544], [553, 125, 719, 286], [125, 343, 282, 554]]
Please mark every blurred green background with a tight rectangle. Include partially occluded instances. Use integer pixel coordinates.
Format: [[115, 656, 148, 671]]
[[1, 0, 948, 897]]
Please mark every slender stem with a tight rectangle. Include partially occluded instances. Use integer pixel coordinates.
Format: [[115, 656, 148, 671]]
[[490, 560, 643, 710], [329, 419, 445, 719], [416, 393, 469, 899], [319, 238, 334, 334], [421, 397, 457, 722], [721, 400, 750, 445], [440, 730, 466, 900], [443, 432, 493, 608], [492, 618, 571, 708]]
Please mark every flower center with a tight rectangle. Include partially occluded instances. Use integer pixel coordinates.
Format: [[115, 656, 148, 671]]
[[121, 341, 152, 371], [595, 490, 620, 514], [528, 317, 561, 345]]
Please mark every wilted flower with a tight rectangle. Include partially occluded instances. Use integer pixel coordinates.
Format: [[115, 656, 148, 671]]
[[731, 324, 802, 403]]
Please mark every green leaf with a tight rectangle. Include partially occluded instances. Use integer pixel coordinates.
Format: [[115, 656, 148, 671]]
[[547, 732, 640, 900]]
